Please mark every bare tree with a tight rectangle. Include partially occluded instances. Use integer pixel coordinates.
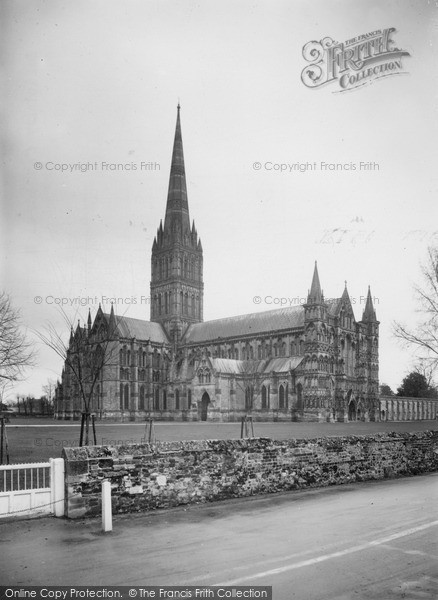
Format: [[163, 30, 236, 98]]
[[0, 380, 14, 408], [16, 394, 31, 415], [233, 360, 267, 413], [42, 377, 57, 415], [412, 360, 437, 393], [0, 292, 35, 384], [15, 394, 35, 415], [16, 395, 26, 415], [394, 247, 438, 369], [35, 308, 118, 445]]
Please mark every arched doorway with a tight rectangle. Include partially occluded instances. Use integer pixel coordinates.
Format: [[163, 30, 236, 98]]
[[348, 399, 357, 421], [200, 392, 210, 421]]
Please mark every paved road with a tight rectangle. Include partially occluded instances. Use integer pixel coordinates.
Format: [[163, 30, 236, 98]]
[[1, 474, 437, 598]]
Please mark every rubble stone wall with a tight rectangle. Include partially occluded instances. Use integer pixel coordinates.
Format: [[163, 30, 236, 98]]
[[63, 431, 438, 518]]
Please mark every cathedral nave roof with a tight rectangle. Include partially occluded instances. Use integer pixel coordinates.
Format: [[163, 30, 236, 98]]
[[182, 306, 304, 344], [103, 314, 169, 344]]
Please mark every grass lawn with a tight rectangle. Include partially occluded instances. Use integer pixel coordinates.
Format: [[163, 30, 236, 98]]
[[2, 418, 438, 464]]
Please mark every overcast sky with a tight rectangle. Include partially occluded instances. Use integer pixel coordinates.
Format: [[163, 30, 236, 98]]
[[1, 0, 437, 400]]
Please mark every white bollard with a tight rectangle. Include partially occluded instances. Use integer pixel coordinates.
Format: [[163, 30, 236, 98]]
[[102, 480, 112, 533], [50, 457, 65, 517]]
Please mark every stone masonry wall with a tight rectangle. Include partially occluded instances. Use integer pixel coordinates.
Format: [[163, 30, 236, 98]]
[[63, 431, 438, 518], [380, 396, 438, 421]]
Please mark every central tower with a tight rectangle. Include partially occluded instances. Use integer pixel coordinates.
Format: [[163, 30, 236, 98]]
[[150, 105, 204, 345]]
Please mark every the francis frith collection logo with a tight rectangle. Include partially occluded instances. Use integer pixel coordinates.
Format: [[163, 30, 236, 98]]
[[301, 28, 410, 92]]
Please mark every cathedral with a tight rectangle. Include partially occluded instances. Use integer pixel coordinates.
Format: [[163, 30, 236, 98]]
[[55, 106, 380, 423]]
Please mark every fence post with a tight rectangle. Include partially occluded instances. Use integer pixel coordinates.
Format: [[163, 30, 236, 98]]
[[50, 457, 65, 517], [102, 480, 112, 532]]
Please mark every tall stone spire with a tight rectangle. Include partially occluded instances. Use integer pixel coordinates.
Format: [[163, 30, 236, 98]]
[[341, 280, 350, 302], [150, 105, 204, 341], [307, 261, 323, 304], [108, 302, 117, 336], [362, 286, 377, 322], [163, 104, 191, 236]]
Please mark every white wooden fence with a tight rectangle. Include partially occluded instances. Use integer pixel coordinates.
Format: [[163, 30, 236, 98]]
[[0, 458, 64, 518]]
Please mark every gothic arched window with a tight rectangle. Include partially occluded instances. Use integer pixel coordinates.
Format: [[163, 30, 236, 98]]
[[198, 369, 211, 384], [245, 386, 253, 410], [120, 346, 128, 367], [139, 385, 145, 410], [279, 384, 285, 409], [124, 384, 129, 410], [261, 385, 268, 410]]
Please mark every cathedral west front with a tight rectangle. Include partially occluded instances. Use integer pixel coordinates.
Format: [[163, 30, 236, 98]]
[[55, 106, 380, 423]]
